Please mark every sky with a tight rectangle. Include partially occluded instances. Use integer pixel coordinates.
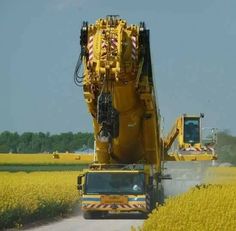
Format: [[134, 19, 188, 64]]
[[0, 0, 236, 135]]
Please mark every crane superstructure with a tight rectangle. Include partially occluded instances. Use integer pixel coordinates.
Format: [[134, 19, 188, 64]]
[[75, 15, 161, 167], [74, 16, 216, 219]]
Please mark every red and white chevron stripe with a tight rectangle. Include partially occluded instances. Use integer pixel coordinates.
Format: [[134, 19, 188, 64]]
[[131, 36, 137, 60], [181, 146, 215, 153], [101, 41, 107, 49], [146, 194, 151, 211], [110, 37, 118, 50], [82, 203, 145, 209], [88, 36, 94, 62]]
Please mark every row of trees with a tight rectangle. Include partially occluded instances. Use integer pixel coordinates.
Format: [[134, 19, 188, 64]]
[[0, 131, 94, 153], [216, 131, 236, 165], [0, 131, 235, 164]]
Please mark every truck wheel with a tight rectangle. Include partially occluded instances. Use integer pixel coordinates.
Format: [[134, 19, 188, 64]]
[[83, 211, 94, 219], [141, 212, 148, 219], [83, 211, 106, 219], [158, 185, 165, 205]]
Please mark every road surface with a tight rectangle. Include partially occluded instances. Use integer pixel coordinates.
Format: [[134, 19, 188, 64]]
[[21, 212, 144, 231]]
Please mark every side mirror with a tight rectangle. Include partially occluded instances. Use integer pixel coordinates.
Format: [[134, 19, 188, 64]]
[[77, 175, 83, 190]]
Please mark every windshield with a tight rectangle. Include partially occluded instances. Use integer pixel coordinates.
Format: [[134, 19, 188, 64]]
[[85, 172, 145, 195], [184, 118, 200, 144]]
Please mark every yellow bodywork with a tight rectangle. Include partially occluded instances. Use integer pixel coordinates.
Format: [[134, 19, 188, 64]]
[[80, 168, 148, 213], [75, 16, 217, 216], [81, 194, 146, 212], [79, 167, 150, 213], [164, 114, 217, 161], [81, 16, 161, 169]]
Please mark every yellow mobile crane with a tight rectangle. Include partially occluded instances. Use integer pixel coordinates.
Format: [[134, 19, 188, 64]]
[[74, 16, 216, 219]]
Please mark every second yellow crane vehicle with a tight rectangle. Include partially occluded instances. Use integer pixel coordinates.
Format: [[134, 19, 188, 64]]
[[74, 15, 217, 219], [164, 113, 217, 161]]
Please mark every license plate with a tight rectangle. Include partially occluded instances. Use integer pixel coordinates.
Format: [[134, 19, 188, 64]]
[[101, 195, 128, 204]]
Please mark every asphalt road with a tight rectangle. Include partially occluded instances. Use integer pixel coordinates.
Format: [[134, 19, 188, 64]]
[[21, 212, 144, 231]]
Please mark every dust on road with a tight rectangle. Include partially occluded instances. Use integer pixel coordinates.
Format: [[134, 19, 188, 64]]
[[21, 213, 144, 231]]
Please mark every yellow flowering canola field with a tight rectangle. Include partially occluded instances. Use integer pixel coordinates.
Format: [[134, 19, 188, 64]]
[[0, 171, 81, 229], [138, 167, 236, 231], [204, 166, 236, 184], [0, 153, 93, 164]]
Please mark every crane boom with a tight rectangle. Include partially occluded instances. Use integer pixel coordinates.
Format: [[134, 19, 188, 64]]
[[74, 16, 217, 219], [76, 15, 161, 168]]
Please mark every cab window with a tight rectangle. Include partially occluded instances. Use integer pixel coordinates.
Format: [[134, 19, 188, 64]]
[[184, 118, 200, 144]]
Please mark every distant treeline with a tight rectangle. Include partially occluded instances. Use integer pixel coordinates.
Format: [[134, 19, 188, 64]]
[[216, 131, 236, 165], [0, 131, 235, 165], [0, 131, 94, 153]]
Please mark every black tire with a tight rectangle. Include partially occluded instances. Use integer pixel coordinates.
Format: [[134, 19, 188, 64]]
[[83, 211, 93, 219], [157, 185, 165, 205], [141, 212, 148, 219], [83, 211, 107, 219], [83, 211, 98, 219]]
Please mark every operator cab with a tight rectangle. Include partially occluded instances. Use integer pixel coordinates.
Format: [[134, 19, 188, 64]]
[[84, 171, 145, 195], [183, 117, 200, 144]]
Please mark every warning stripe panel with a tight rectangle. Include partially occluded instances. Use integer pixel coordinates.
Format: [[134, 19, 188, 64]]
[[88, 36, 94, 61], [82, 203, 146, 209], [146, 194, 151, 211], [181, 147, 214, 152], [131, 36, 137, 60]]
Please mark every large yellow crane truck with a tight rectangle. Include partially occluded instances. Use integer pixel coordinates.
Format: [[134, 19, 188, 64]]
[[74, 15, 217, 219]]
